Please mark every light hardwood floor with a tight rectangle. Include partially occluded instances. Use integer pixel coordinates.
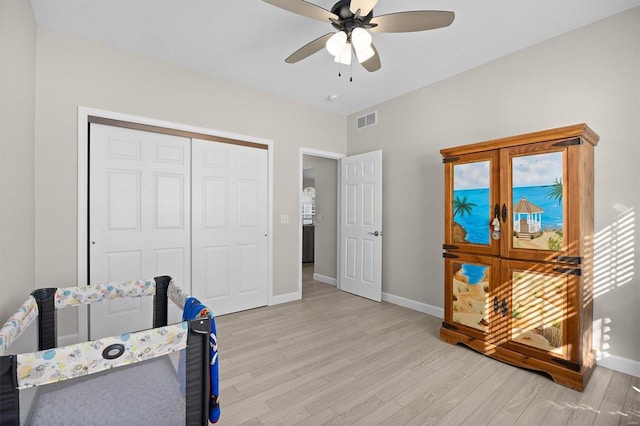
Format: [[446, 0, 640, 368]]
[[215, 264, 639, 425]]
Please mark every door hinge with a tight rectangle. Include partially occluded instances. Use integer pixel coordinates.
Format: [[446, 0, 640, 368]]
[[443, 244, 459, 250], [553, 267, 582, 276], [443, 253, 459, 259], [553, 138, 582, 147], [554, 256, 582, 265], [442, 156, 460, 163]]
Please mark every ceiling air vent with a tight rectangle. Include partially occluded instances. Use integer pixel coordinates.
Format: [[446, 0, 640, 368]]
[[356, 111, 377, 130]]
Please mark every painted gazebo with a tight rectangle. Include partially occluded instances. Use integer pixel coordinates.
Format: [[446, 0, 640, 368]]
[[513, 196, 544, 237]]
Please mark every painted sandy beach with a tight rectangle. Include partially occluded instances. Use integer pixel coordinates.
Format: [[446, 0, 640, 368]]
[[510, 271, 564, 355], [451, 263, 490, 333]]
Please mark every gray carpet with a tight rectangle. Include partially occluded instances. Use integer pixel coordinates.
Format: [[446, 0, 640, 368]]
[[28, 355, 185, 426]]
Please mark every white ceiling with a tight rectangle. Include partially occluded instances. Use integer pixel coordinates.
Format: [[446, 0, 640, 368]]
[[30, 0, 639, 115]]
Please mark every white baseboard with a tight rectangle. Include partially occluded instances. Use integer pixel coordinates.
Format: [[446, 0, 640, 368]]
[[269, 291, 300, 306], [597, 352, 640, 378], [313, 273, 337, 286], [382, 292, 444, 319]]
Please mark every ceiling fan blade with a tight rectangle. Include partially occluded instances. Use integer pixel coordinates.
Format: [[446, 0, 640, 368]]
[[263, 0, 338, 22], [349, 0, 378, 16], [285, 33, 334, 63], [360, 43, 381, 72], [370, 11, 455, 33]]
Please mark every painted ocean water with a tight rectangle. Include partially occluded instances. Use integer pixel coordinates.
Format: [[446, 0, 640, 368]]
[[460, 264, 488, 285], [453, 185, 563, 245]]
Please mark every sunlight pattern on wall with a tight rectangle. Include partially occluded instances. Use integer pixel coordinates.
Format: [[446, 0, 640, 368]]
[[592, 205, 635, 361], [593, 205, 635, 298]]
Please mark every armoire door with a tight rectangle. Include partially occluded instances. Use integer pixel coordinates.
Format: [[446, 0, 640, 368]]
[[443, 252, 502, 343], [191, 139, 269, 315], [443, 150, 501, 256], [89, 123, 191, 339], [501, 259, 579, 364], [500, 140, 578, 263]]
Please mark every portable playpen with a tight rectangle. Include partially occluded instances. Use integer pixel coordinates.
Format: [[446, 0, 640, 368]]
[[0, 276, 219, 426]]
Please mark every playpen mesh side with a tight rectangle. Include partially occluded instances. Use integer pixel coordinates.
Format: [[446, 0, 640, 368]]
[[27, 355, 186, 426]]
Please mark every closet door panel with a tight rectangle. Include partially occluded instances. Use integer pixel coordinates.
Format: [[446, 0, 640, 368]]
[[89, 124, 191, 339], [192, 139, 268, 315]]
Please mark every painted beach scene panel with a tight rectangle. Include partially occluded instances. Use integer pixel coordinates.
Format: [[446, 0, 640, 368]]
[[452, 262, 490, 332], [452, 152, 565, 251], [452, 160, 491, 245], [511, 151, 564, 251], [511, 270, 565, 356]]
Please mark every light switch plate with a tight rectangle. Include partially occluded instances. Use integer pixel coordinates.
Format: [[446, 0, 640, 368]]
[[280, 214, 289, 224]]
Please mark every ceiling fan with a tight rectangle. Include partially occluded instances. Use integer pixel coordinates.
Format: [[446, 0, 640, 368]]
[[263, 0, 455, 73]]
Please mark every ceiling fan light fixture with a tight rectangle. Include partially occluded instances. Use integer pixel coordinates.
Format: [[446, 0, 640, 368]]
[[326, 31, 347, 56], [334, 42, 352, 65], [351, 27, 372, 51], [355, 45, 375, 63]]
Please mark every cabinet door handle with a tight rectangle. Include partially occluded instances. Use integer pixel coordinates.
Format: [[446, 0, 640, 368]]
[[501, 299, 508, 317], [493, 297, 499, 314], [501, 204, 508, 223]]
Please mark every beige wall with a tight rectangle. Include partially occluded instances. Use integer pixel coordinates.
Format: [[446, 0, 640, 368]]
[[303, 155, 338, 279], [0, 0, 36, 324], [347, 8, 640, 366], [33, 28, 347, 306]]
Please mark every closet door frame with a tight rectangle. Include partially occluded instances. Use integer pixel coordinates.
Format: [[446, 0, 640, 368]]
[[76, 106, 273, 343]]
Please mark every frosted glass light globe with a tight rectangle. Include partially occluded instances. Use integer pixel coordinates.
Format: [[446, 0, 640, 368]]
[[351, 28, 372, 51], [326, 31, 347, 56]]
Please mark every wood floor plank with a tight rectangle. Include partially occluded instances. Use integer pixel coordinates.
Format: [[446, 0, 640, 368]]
[[567, 366, 613, 425], [619, 376, 640, 426], [512, 377, 565, 425], [352, 401, 404, 425], [211, 265, 638, 425], [592, 370, 631, 425], [460, 368, 534, 425], [488, 373, 553, 425], [539, 385, 584, 425]]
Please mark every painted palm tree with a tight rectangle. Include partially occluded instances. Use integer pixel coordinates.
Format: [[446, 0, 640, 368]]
[[546, 178, 563, 205], [453, 195, 477, 217]]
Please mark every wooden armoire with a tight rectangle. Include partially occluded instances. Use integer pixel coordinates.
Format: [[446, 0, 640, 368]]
[[439, 124, 598, 391]]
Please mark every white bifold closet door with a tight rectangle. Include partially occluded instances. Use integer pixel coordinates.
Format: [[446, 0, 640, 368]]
[[89, 124, 268, 339], [89, 124, 191, 339]]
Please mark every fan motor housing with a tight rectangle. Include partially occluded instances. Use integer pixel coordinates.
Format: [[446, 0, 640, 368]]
[[330, 0, 375, 33]]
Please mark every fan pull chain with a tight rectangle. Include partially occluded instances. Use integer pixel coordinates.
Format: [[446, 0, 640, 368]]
[[350, 62, 353, 82]]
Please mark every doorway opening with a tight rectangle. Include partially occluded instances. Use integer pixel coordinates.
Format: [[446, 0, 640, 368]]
[[299, 149, 343, 298]]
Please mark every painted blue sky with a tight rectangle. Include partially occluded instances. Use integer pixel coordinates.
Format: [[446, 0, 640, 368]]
[[512, 152, 563, 187], [454, 161, 490, 190], [454, 152, 563, 190]]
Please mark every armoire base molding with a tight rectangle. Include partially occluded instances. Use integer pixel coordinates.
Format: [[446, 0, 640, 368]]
[[440, 326, 596, 392]]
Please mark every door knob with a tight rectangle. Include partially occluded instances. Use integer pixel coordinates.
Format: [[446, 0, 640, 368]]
[[368, 231, 382, 237]]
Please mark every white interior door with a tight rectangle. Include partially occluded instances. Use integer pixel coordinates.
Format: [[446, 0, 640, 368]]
[[89, 124, 190, 339], [191, 139, 268, 315], [340, 150, 382, 301]]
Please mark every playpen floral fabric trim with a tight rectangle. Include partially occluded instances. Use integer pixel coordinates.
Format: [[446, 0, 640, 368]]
[[0, 296, 38, 355], [16, 321, 188, 389], [168, 280, 188, 310], [54, 278, 157, 308]]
